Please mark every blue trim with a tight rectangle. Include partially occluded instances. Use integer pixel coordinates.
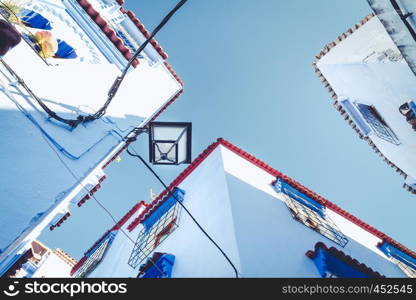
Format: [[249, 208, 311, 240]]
[[19, 9, 53, 30], [311, 247, 374, 278], [116, 31, 137, 53], [139, 254, 175, 278], [142, 188, 185, 232], [340, 99, 371, 136], [409, 101, 416, 116], [0, 253, 23, 277], [273, 178, 325, 217], [62, 0, 127, 69], [56, 39, 78, 59], [379, 242, 416, 270]]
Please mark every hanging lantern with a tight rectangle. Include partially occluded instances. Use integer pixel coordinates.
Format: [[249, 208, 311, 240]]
[[148, 122, 192, 165]]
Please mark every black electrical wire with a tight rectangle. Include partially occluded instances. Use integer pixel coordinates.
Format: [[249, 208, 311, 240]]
[[390, 0, 416, 42], [126, 147, 240, 278], [82, 0, 188, 123], [39, 133, 166, 277], [0, 0, 187, 128]]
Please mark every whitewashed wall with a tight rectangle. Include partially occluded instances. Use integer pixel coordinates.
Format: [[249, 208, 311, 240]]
[[0, 0, 181, 274], [317, 16, 416, 189], [32, 253, 72, 278], [87, 145, 406, 277]]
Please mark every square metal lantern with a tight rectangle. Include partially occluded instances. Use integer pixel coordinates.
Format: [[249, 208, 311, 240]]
[[148, 122, 192, 165]]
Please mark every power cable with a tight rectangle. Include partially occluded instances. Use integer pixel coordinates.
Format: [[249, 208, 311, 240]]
[[39, 135, 166, 277], [0, 0, 188, 128], [126, 147, 240, 278]]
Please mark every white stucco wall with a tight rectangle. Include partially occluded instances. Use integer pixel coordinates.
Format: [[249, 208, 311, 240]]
[[31, 252, 72, 278], [317, 16, 416, 187], [86, 145, 406, 277], [0, 0, 182, 274]]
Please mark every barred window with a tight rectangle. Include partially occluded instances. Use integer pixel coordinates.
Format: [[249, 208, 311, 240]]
[[378, 242, 416, 278], [274, 179, 348, 247], [391, 257, 416, 278], [356, 103, 400, 145], [128, 188, 184, 269], [73, 231, 117, 278]]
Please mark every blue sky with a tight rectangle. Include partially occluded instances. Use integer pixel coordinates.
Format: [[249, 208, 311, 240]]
[[41, 0, 416, 258]]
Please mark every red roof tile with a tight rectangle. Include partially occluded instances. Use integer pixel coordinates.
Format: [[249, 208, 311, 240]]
[[147, 89, 183, 124], [124, 138, 416, 261], [164, 61, 184, 87], [76, 0, 139, 67], [124, 10, 168, 60], [72, 139, 416, 276], [49, 212, 71, 231], [313, 14, 411, 194], [76, 176, 107, 207], [306, 241, 385, 277], [70, 201, 148, 276]]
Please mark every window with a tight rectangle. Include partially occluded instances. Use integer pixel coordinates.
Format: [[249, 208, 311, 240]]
[[116, 30, 139, 54], [378, 242, 416, 278], [19, 9, 52, 30], [0, 9, 50, 65], [137, 252, 175, 278], [128, 188, 185, 269], [390, 257, 416, 278], [306, 242, 384, 278], [274, 178, 349, 247], [73, 231, 117, 278], [356, 103, 400, 145]]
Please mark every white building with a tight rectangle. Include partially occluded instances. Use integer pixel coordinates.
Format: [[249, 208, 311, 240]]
[[314, 0, 416, 194], [4, 240, 76, 278], [70, 139, 416, 278], [0, 0, 183, 276]]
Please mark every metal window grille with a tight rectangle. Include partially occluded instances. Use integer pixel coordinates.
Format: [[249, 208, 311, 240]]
[[281, 193, 349, 247], [390, 256, 416, 278], [73, 233, 115, 278], [128, 201, 182, 269], [356, 104, 400, 145]]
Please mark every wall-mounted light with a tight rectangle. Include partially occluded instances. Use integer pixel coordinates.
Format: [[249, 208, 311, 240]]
[[148, 122, 192, 165]]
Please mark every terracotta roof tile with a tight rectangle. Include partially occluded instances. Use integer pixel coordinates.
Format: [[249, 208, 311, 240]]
[[312, 13, 411, 194], [70, 201, 148, 276], [76, 0, 139, 67], [124, 10, 168, 60], [123, 138, 416, 261], [306, 241, 385, 277], [53, 248, 78, 268]]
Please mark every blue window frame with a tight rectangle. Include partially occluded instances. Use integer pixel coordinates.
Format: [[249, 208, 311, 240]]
[[409, 101, 416, 116], [379, 242, 416, 278], [19, 9, 52, 30], [340, 99, 372, 136], [307, 242, 384, 278], [356, 103, 400, 145], [55, 39, 78, 59], [274, 178, 348, 247], [116, 30, 138, 54], [128, 188, 185, 269], [137, 252, 175, 278]]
